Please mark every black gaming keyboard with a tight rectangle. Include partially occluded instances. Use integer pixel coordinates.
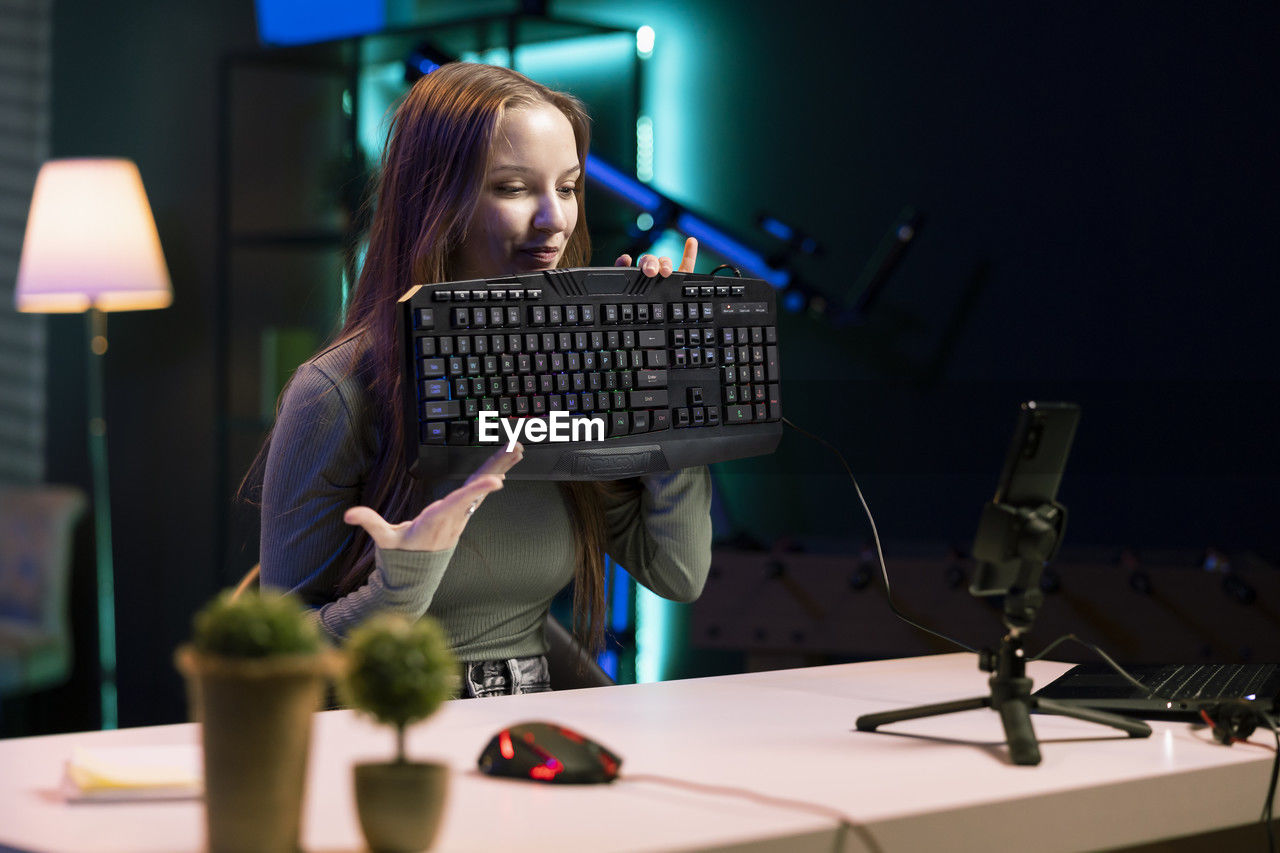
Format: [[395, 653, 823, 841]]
[[397, 267, 782, 480]]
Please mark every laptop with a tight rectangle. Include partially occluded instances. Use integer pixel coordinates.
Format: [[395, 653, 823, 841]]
[[1034, 662, 1280, 720]]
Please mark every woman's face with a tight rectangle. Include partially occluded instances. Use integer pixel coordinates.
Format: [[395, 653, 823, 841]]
[[454, 103, 581, 280]]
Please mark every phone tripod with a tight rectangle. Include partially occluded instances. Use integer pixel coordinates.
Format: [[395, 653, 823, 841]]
[[855, 590, 1152, 766]]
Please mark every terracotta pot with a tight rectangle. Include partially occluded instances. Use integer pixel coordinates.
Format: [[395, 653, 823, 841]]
[[354, 761, 449, 852], [175, 646, 336, 853]]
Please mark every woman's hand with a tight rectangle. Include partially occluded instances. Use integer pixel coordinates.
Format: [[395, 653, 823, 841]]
[[616, 236, 698, 278], [343, 444, 524, 552]]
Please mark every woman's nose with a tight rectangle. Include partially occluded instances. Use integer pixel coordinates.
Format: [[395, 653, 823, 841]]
[[533, 191, 568, 233]]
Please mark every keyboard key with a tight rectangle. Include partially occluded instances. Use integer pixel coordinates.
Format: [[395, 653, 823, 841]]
[[754, 403, 767, 421], [645, 350, 668, 368], [766, 346, 780, 381], [706, 407, 720, 426], [415, 308, 435, 328], [725, 404, 753, 423], [423, 400, 460, 420], [652, 409, 671, 431], [635, 369, 667, 389], [420, 379, 449, 399], [422, 421, 446, 444], [611, 412, 630, 436], [630, 389, 668, 408], [632, 410, 650, 432], [674, 407, 690, 428], [453, 308, 470, 328], [420, 358, 446, 377]]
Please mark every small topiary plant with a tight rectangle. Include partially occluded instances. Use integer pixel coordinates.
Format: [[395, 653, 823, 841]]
[[339, 614, 457, 763], [191, 589, 323, 658]]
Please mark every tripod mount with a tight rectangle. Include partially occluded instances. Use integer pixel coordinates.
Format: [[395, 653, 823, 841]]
[[855, 496, 1152, 765]]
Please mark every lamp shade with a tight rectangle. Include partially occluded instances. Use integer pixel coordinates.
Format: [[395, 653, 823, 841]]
[[16, 158, 172, 313]]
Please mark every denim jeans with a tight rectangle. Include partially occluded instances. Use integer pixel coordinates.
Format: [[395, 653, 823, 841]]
[[462, 656, 552, 698]]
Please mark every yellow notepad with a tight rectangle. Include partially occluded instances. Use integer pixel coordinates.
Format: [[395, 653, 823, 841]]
[[63, 745, 203, 801]]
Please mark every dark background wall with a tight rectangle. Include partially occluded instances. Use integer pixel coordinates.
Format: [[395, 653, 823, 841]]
[[22, 0, 1280, 732]]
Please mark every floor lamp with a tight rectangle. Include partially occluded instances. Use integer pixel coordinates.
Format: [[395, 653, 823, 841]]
[[15, 159, 172, 730]]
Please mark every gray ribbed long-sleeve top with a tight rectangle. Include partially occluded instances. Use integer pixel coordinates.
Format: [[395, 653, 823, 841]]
[[259, 335, 713, 661]]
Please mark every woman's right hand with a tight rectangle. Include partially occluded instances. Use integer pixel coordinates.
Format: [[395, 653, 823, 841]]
[[343, 444, 524, 552]]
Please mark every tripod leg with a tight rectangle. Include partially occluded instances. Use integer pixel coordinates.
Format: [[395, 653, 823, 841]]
[[1031, 697, 1152, 738], [996, 698, 1041, 766], [856, 696, 989, 732]]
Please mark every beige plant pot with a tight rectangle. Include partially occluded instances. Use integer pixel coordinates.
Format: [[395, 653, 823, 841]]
[[354, 761, 449, 852], [175, 645, 337, 853]]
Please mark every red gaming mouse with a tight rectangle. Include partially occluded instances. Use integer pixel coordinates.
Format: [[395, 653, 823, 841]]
[[478, 720, 622, 784]]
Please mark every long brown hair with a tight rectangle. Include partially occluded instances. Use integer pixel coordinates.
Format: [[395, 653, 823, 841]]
[[331, 63, 611, 651]]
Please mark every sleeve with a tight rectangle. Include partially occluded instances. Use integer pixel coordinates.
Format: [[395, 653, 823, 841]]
[[600, 466, 713, 602], [259, 361, 453, 640]]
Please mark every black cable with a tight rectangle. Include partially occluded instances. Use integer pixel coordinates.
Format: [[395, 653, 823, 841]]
[[782, 417, 978, 654], [709, 263, 742, 278], [1027, 634, 1153, 696], [1254, 710, 1279, 853]]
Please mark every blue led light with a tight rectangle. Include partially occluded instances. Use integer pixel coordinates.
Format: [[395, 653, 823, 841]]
[[760, 216, 793, 241], [783, 290, 807, 313], [675, 213, 790, 287], [586, 154, 662, 212], [416, 57, 439, 75]]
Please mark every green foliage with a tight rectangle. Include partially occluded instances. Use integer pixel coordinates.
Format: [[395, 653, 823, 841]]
[[340, 614, 457, 732], [191, 589, 323, 658]]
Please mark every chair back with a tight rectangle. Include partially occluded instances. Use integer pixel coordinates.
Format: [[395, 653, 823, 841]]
[[0, 485, 87, 697]]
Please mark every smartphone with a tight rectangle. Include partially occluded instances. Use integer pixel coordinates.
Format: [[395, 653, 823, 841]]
[[970, 401, 1080, 597]]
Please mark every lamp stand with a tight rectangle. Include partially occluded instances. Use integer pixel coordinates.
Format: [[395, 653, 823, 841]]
[[87, 307, 118, 729]]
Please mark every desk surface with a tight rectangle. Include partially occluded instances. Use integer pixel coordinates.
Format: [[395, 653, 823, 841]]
[[0, 654, 1275, 852]]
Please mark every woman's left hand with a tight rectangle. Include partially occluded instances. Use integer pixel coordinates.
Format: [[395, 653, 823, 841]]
[[616, 236, 698, 278]]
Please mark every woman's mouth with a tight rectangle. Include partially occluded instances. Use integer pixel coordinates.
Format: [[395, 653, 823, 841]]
[[519, 246, 560, 267]]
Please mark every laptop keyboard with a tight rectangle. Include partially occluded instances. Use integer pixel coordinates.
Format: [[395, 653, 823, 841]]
[[1143, 663, 1276, 700]]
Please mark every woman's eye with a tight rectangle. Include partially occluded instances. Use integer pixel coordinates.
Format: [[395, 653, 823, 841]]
[[495, 184, 524, 195], [557, 185, 578, 196]]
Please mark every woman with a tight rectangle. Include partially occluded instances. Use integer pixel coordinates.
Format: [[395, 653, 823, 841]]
[[259, 63, 712, 697]]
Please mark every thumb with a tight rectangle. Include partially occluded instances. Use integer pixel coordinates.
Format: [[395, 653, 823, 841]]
[[343, 505, 397, 546], [615, 253, 632, 268]]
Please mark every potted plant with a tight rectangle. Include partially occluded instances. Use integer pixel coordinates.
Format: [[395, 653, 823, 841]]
[[175, 589, 335, 853], [339, 613, 458, 853]]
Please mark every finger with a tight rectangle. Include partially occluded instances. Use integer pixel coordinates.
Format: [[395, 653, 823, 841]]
[[446, 474, 505, 515], [343, 506, 398, 548], [677, 237, 698, 273], [658, 256, 674, 277], [469, 442, 524, 482], [615, 254, 632, 268], [638, 254, 660, 277]]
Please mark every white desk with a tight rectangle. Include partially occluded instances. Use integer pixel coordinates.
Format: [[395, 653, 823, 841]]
[[0, 654, 1275, 852]]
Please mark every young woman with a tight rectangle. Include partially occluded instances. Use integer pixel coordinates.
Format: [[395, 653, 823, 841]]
[[258, 63, 712, 697]]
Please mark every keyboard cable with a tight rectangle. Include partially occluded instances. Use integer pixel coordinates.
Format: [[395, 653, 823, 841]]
[[783, 417, 1169, 692]]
